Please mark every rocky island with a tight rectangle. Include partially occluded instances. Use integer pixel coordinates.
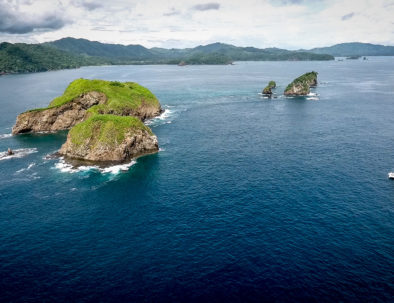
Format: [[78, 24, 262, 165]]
[[262, 81, 277, 96], [284, 71, 318, 96], [12, 79, 162, 164]]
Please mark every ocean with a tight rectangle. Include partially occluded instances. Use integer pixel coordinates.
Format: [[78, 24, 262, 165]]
[[0, 59, 393, 302]]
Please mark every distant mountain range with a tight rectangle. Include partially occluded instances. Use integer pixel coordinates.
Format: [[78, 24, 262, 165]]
[[1, 37, 393, 74], [303, 42, 394, 56], [45, 38, 334, 63]]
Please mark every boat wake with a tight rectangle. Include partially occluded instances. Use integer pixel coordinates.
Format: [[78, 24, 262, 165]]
[[0, 148, 38, 161]]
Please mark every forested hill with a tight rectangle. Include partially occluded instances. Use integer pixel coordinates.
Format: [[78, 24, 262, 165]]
[[0, 42, 105, 74], [304, 42, 394, 56], [46, 38, 334, 63], [0, 37, 338, 74]]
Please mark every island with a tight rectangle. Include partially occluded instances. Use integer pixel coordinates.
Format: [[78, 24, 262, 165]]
[[284, 72, 318, 96], [262, 81, 277, 96], [12, 79, 162, 164]]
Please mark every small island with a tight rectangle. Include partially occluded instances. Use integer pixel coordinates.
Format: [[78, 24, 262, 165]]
[[284, 71, 318, 96], [262, 81, 277, 96], [59, 115, 158, 162], [12, 79, 162, 164]]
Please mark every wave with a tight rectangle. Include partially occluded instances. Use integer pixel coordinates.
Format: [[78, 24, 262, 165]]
[[307, 92, 319, 97], [0, 133, 12, 139], [54, 157, 136, 175], [15, 162, 36, 173], [54, 158, 98, 173], [100, 161, 136, 174], [0, 148, 38, 161], [145, 106, 178, 126], [306, 92, 320, 101]]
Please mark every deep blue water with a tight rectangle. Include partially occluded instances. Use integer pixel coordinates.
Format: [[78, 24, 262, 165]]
[[0, 59, 393, 302]]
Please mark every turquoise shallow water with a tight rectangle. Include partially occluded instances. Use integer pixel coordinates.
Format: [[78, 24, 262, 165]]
[[0, 59, 393, 302]]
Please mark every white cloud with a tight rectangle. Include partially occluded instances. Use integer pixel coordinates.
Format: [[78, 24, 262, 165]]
[[0, 0, 393, 48]]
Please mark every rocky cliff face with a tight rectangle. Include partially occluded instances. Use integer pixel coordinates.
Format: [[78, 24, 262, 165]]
[[284, 83, 310, 95], [96, 101, 162, 121], [284, 71, 318, 96], [58, 116, 158, 162], [12, 91, 107, 134]]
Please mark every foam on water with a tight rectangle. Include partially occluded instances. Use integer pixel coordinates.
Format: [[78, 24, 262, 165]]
[[0, 148, 38, 161], [54, 158, 98, 174], [0, 133, 12, 139], [306, 92, 320, 101], [54, 157, 136, 175], [15, 162, 36, 173], [145, 106, 176, 126], [100, 161, 136, 174]]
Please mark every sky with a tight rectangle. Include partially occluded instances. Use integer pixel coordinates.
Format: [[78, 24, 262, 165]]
[[0, 0, 393, 49]]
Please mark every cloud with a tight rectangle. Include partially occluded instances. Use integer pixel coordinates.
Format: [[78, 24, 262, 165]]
[[192, 3, 220, 11], [271, 0, 324, 6], [1, 0, 393, 50], [271, 0, 303, 5], [81, 2, 102, 11], [72, 1, 103, 11], [163, 8, 181, 16], [341, 12, 355, 21], [0, 2, 68, 34]]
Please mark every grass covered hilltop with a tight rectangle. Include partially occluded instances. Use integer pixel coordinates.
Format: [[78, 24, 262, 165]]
[[49, 79, 160, 117], [12, 79, 162, 163]]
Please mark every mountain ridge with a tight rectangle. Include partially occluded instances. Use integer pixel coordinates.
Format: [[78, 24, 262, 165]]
[[2, 37, 393, 74], [302, 42, 394, 56]]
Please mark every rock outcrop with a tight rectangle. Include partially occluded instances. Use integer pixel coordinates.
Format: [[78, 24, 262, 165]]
[[262, 80, 276, 95], [95, 101, 162, 121], [58, 115, 158, 162], [284, 71, 318, 96], [12, 79, 162, 164], [12, 91, 106, 134]]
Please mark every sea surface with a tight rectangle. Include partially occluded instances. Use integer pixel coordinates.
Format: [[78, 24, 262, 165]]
[[0, 59, 393, 302]]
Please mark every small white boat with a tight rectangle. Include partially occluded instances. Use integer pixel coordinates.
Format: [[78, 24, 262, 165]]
[[389, 172, 394, 179]]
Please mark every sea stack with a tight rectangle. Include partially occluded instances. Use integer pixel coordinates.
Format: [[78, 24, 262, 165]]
[[262, 81, 276, 96], [284, 71, 318, 96]]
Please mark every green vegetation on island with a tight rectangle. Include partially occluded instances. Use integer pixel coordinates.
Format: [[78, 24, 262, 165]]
[[284, 72, 318, 96], [68, 114, 152, 148], [48, 79, 160, 116], [12, 79, 162, 163], [262, 81, 277, 95], [59, 112, 159, 162]]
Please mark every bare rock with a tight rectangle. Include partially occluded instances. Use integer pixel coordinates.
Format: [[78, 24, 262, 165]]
[[12, 91, 107, 134]]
